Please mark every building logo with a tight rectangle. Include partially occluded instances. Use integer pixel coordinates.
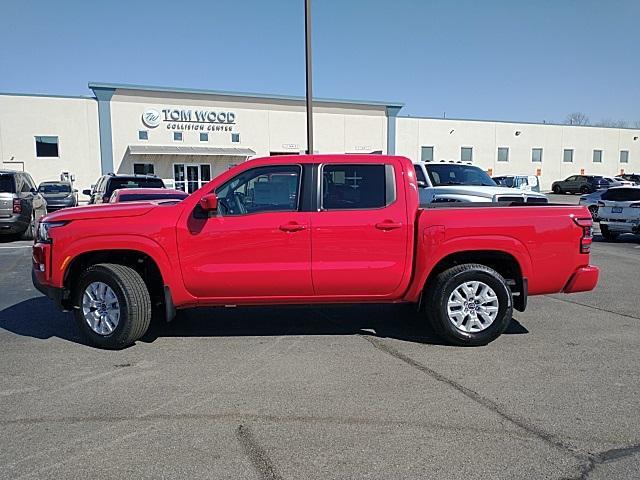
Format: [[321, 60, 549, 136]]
[[142, 109, 161, 128]]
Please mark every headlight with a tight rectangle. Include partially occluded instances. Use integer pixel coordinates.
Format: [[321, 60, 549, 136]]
[[36, 221, 66, 243]]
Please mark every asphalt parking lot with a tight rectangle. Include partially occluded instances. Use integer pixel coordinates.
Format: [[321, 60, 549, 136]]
[[0, 195, 638, 479]]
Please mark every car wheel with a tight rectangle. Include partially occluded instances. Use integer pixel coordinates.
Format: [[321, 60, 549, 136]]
[[600, 225, 619, 242], [580, 185, 590, 194], [588, 205, 598, 219], [20, 212, 35, 240], [425, 263, 513, 346], [552, 185, 562, 194], [73, 263, 151, 349]]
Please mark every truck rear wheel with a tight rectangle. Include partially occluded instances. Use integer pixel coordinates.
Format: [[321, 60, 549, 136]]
[[73, 263, 151, 349], [425, 264, 513, 346]]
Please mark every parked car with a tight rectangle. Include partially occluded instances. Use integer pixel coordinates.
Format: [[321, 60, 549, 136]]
[[38, 181, 78, 212], [613, 176, 635, 186], [579, 189, 607, 219], [596, 186, 640, 241], [109, 188, 189, 203], [492, 175, 541, 192], [551, 175, 614, 194], [414, 162, 548, 204], [83, 174, 165, 204], [0, 170, 47, 239], [619, 173, 640, 185], [33, 154, 598, 349]]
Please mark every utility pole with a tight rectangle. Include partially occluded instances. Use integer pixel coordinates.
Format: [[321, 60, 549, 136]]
[[304, 0, 314, 154]]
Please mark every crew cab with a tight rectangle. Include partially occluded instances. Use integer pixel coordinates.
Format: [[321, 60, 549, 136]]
[[32, 155, 598, 349]]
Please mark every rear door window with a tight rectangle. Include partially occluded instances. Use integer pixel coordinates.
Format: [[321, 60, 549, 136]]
[[321, 164, 394, 210], [106, 178, 165, 196], [602, 188, 640, 202]]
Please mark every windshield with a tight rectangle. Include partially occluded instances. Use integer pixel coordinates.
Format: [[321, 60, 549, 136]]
[[0, 174, 16, 193], [107, 178, 165, 195], [38, 183, 71, 194], [118, 192, 188, 202], [426, 164, 496, 187]]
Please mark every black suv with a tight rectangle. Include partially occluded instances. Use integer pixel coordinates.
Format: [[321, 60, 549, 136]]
[[83, 174, 165, 204], [551, 175, 611, 194], [619, 173, 640, 185], [0, 170, 48, 239]]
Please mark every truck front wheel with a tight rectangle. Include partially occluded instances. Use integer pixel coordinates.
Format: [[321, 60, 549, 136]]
[[73, 263, 151, 349], [425, 264, 513, 346]]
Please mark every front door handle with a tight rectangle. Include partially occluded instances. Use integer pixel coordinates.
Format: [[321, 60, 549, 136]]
[[279, 222, 307, 232], [375, 221, 403, 231]]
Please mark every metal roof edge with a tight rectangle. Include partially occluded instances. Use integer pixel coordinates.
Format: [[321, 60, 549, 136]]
[[88, 82, 404, 109], [0, 91, 93, 100]]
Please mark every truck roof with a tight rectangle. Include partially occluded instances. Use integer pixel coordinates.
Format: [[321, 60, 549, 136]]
[[251, 154, 411, 165]]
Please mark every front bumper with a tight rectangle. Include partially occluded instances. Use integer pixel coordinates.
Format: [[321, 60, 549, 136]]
[[32, 268, 65, 308], [563, 266, 600, 294], [0, 216, 29, 234]]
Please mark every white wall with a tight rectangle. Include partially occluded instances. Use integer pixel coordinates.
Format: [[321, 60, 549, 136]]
[[396, 117, 640, 190], [0, 95, 101, 191]]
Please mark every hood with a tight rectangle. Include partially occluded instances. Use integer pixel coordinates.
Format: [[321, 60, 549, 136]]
[[430, 185, 547, 198], [42, 202, 157, 222]]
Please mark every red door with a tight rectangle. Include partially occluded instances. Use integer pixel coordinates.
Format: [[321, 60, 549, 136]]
[[177, 164, 313, 300], [311, 162, 410, 297]]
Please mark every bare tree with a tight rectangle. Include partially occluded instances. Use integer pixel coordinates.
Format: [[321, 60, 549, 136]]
[[565, 112, 590, 126], [594, 119, 629, 128]]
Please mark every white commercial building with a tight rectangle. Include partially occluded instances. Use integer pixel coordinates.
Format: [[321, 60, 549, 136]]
[[1, 82, 638, 192]]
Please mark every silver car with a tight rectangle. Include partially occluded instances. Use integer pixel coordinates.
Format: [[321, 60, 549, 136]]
[[0, 170, 47, 239], [579, 189, 607, 219]]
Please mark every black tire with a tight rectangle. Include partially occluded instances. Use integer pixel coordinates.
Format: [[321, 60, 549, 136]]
[[580, 185, 590, 194], [587, 205, 598, 219], [552, 185, 562, 194], [20, 212, 35, 240], [73, 263, 151, 349], [600, 225, 619, 242], [425, 263, 513, 346]]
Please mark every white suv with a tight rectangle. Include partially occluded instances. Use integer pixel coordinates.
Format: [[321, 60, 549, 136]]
[[597, 186, 640, 241], [413, 161, 548, 204]]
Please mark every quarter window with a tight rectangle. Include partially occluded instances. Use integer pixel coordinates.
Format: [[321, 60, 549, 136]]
[[563, 149, 574, 163], [620, 150, 629, 163], [497, 147, 509, 162], [321, 164, 394, 210], [215, 165, 301, 216], [35, 136, 59, 157], [532, 148, 543, 163], [593, 149, 603, 163], [461, 147, 473, 162], [421, 146, 434, 162]]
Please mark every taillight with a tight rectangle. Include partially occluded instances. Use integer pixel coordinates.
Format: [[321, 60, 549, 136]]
[[573, 217, 593, 254], [12, 199, 22, 214]]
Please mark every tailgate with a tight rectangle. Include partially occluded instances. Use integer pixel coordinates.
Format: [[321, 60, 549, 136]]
[[599, 201, 640, 222], [0, 192, 14, 218]]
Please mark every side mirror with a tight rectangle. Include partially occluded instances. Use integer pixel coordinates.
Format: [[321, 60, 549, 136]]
[[199, 193, 218, 212], [30, 187, 38, 194], [82, 189, 91, 196]]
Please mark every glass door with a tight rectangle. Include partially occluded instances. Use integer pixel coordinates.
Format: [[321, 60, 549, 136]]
[[174, 163, 212, 192], [186, 165, 199, 193]]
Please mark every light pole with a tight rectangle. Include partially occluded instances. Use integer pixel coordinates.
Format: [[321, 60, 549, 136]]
[[304, 0, 313, 154]]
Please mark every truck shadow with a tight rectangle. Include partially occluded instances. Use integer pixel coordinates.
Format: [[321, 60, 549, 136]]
[[0, 297, 529, 348]]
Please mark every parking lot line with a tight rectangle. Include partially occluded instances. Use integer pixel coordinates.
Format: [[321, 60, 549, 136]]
[[0, 245, 32, 249]]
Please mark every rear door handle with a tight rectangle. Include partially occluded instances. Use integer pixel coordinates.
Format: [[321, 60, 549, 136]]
[[375, 221, 403, 231], [279, 222, 307, 232]]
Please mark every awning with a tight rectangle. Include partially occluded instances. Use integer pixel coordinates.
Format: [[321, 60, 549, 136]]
[[127, 145, 256, 156]]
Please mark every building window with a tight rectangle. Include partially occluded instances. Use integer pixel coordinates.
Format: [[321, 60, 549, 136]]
[[138, 130, 148, 141], [200, 132, 208, 142], [35, 136, 59, 158], [532, 148, 543, 163], [563, 149, 574, 163], [620, 150, 629, 163], [461, 147, 473, 162], [133, 163, 155, 175], [173, 131, 183, 142], [497, 147, 509, 162], [421, 146, 434, 162], [593, 149, 603, 163], [231, 133, 240, 143]]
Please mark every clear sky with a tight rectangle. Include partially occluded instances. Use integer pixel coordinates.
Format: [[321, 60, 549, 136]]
[[1, 0, 638, 125]]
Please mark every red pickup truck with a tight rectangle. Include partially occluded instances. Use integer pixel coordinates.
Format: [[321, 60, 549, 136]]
[[32, 154, 599, 349]]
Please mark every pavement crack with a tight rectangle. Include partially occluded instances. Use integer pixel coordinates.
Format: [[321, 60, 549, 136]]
[[360, 334, 584, 459], [569, 443, 640, 479], [236, 424, 283, 480], [545, 295, 640, 321]]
